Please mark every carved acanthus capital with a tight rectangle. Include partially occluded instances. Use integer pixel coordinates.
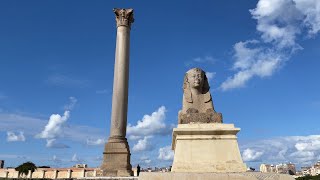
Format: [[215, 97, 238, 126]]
[[113, 8, 134, 28]]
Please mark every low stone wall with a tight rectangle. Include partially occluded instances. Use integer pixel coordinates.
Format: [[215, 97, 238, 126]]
[[0, 168, 98, 179]]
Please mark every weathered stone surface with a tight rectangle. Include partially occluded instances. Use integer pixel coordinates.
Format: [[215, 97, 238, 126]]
[[101, 8, 134, 177], [101, 137, 132, 177], [139, 172, 295, 180], [114, 8, 134, 28], [79, 177, 137, 180], [179, 109, 223, 124], [178, 68, 222, 124], [171, 124, 246, 173]]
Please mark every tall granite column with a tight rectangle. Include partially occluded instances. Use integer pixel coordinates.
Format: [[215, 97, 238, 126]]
[[101, 8, 134, 177]]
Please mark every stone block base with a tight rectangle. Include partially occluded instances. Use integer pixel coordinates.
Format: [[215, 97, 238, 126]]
[[139, 172, 295, 180], [101, 137, 133, 177], [171, 123, 246, 172], [78, 177, 137, 180]]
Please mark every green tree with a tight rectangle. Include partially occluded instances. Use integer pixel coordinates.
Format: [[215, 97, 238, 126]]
[[296, 174, 320, 180], [15, 161, 37, 177]]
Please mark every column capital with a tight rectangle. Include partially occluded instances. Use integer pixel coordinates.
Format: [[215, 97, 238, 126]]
[[113, 8, 134, 28]]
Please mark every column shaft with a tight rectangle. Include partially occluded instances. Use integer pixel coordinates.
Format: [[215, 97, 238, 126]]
[[110, 26, 130, 137]]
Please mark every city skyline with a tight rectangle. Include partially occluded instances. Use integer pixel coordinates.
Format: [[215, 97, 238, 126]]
[[0, 0, 320, 170]]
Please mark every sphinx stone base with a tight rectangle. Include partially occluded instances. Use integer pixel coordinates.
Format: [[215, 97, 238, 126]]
[[101, 137, 133, 177], [171, 123, 246, 173], [139, 172, 295, 180]]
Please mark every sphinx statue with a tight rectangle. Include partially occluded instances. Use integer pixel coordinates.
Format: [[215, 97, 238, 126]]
[[178, 68, 223, 124]]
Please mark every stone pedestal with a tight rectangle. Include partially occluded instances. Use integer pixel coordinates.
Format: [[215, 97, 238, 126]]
[[139, 172, 295, 180], [171, 123, 247, 173], [101, 137, 132, 176]]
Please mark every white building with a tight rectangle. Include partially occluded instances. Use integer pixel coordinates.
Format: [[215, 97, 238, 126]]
[[260, 164, 276, 173], [276, 164, 288, 174], [260, 163, 295, 174]]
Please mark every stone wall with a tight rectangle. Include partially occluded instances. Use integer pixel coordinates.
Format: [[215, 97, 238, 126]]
[[0, 168, 98, 179]]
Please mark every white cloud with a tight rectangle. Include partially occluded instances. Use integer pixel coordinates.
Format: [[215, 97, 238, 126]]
[[221, 0, 320, 90], [37, 111, 70, 139], [0, 114, 45, 133], [294, 137, 320, 151], [96, 89, 110, 94], [71, 154, 78, 162], [0, 154, 28, 159], [185, 56, 216, 66], [127, 106, 172, 139], [63, 125, 105, 144], [140, 156, 149, 161], [252, 0, 320, 38], [242, 148, 264, 162], [19, 96, 104, 148], [128, 135, 142, 140], [241, 135, 320, 166], [71, 154, 82, 162], [36, 97, 79, 148], [52, 155, 62, 163], [94, 156, 103, 161], [289, 151, 315, 165], [250, 0, 304, 48], [158, 146, 174, 161], [0, 112, 105, 144], [86, 138, 105, 146], [221, 41, 282, 90], [193, 56, 216, 64], [295, 142, 309, 151], [295, 0, 320, 36], [46, 139, 69, 149], [232, 40, 261, 70], [64, 97, 77, 110], [46, 74, 89, 88], [7, 131, 25, 142], [206, 72, 216, 82], [144, 159, 151, 164], [132, 136, 153, 152]]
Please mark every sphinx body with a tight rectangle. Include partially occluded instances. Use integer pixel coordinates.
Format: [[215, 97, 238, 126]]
[[178, 68, 222, 124]]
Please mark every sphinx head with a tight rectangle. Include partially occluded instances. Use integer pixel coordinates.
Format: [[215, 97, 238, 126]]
[[187, 68, 205, 89], [183, 68, 210, 102]]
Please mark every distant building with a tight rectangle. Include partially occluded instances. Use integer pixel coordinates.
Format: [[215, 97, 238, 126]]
[[310, 161, 320, 176], [260, 163, 295, 174], [295, 171, 303, 176], [276, 164, 288, 174], [0, 160, 4, 168], [159, 167, 170, 172], [287, 163, 296, 175], [260, 164, 276, 173], [139, 166, 171, 173], [73, 164, 87, 168], [301, 166, 311, 176]]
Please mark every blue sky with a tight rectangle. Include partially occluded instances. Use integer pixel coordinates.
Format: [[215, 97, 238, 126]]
[[1, 0, 320, 170]]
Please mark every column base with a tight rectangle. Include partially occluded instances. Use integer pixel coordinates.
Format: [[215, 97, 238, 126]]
[[101, 136, 133, 177]]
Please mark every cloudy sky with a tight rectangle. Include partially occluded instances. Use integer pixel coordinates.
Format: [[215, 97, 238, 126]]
[[1, 0, 320, 170]]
